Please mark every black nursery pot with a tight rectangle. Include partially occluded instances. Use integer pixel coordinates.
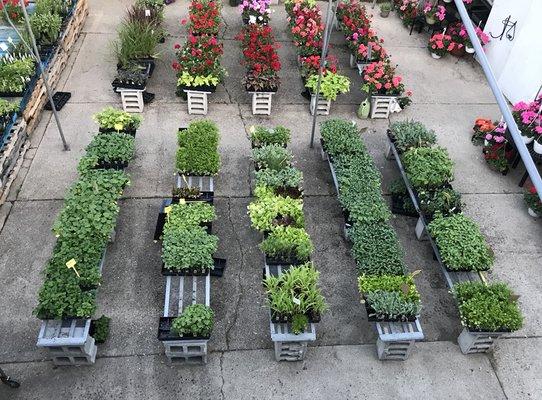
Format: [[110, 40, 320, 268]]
[[178, 84, 217, 94], [161, 263, 210, 277], [99, 126, 137, 137], [94, 159, 129, 171], [112, 78, 147, 91]]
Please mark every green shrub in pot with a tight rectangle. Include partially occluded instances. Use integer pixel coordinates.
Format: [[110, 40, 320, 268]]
[[172, 304, 214, 338], [113, 20, 161, 69], [250, 125, 291, 147], [389, 120, 436, 153], [454, 282, 523, 332], [176, 120, 220, 175], [428, 214, 494, 271], [402, 146, 454, 189], [260, 226, 313, 262], [251, 144, 293, 170], [85, 132, 136, 164], [0, 55, 36, 94], [29, 12, 62, 46]]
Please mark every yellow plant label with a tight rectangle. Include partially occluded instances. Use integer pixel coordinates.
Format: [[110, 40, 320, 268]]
[[66, 259, 80, 278], [164, 206, 173, 214], [179, 199, 186, 205]]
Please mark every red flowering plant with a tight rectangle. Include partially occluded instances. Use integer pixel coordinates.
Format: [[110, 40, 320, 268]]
[[0, 0, 29, 23], [397, 0, 418, 27], [427, 32, 453, 57], [471, 117, 497, 145], [480, 120, 513, 173], [354, 34, 387, 63], [173, 34, 226, 92], [182, 0, 221, 36], [524, 184, 542, 216], [289, 2, 324, 56], [361, 61, 405, 96], [299, 54, 337, 78], [339, 0, 371, 38], [285, 0, 315, 18], [236, 24, 281, 92]]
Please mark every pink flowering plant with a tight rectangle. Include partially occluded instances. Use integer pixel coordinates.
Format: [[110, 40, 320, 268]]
[[427, 33, 452, 57], [240, 0, 271, 24], [397, 0, 418, 26], [512, 99, 542, 140], [423, 3, 446, 22], [361, 61, 405, 96]]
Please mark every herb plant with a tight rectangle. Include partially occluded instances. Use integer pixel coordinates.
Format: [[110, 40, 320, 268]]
[[29, 12, 62, 46], [0, 98, 19, 116], [162, 226, 218, 272], [428, 214, 494, 271], [364, 291, 421, 321], [113, 21, 161, 69], [248, 192, 304, 232], [172, 304, 214, 338], [418, 187, 462, 218], [0, 55, 35, 93], [85, 132, 135, 164], [35, 0, 70, 16], [454, 282, 523, 332], [250, 125, 290, 147], [176, 120, 220, 175], [93, 107, 143, 131], [389, 120, 437, 153], [402, 147, 454, 189], [320, 119, 362, 157], [166, 201, 216, 229], [358, 274, 420, 302], [252, 144, 293, 170], [254, 167, 303, 191], [260, 226, 313, 262]]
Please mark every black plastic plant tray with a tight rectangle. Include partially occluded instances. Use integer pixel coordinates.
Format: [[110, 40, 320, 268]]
[[161, 262, 211, 277], [99, 126, 137, 137], [158, 317, 210, 341], [45, 91, 71, 111], [143, 91, 155, 104], [210, 257, 226, 277], [94, 160, 128, 171], [154, 199, 214, 240]]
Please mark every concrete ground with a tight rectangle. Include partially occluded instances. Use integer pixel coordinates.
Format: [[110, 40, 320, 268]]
[[1, 1, 541, 399]]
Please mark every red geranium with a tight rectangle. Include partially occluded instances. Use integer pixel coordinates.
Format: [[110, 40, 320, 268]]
[[361, 61, 406, 96], [187, 0, 221, 35]]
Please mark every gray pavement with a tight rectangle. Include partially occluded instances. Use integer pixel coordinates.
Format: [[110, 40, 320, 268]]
[[0, 1, 541, 399]]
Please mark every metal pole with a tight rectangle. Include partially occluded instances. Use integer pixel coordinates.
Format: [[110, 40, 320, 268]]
[[18, 0, 70, 151], [309, 0, 335, 148], [453, 0, 542, 196]]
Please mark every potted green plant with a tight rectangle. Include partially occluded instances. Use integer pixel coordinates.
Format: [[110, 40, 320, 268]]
[[380, 2, 391, 17], [524, 184, 542, 218], [171, 304, 214, 338], [248, 186, 305, 232], [263, 263, 327, 333], [92, 107, 143, 136], [254, 168, 303, 196], [388, 178, 417, 217], [0, 55, 36, 96], [428, 214, 494, 272], [305, 72, 350, 114], [83, 132, 136, 170], [260, 226, 314, 265], [402, 147, 454, 189], [249, 125, 291, 148], [113, 20, 161, 76], [29, 12, 62, 51], [388, 120, 437, 153], [0, 98, 19, 132], [418, 187, 462, 220], [176, 120, 220, 177], [251, 144, 293, 171]]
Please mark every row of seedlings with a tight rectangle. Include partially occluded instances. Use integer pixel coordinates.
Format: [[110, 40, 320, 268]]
[[172, 0, 224, 115], [320, 119, 424, 360], [35, 107, 140, 366], [385, 120, 524, 353], [334, 0, 412, 119], [111, 0, 166, 112], [284, 0, 350, 115], [236, 8, 282, 115], [155, 119, 225, 365], [247, 125, 327, 361]]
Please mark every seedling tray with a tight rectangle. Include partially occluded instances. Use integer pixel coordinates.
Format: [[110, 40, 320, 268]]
[[98, 126, 137, 137], [45, 91, 72, 111], [158, 317, 210, 341]]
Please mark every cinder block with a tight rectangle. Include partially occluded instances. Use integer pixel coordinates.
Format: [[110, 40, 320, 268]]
[[251, 92, 273, 115], [458, 328, 505, 354]]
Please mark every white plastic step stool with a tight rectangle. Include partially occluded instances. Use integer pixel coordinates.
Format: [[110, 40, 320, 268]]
[[251, 92, 274, 115], [119, 89, 144, 113], [185, 90, 209, 115]]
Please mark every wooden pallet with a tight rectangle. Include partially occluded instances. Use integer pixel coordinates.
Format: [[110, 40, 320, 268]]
[[0, 119, 28, 204]]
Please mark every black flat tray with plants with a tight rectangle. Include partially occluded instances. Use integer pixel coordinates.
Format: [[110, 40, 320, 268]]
[[154, 199, 214, 240], [82, 132, 136, 171], [93, 107, 143, 137], [176, 120, 220, 177], [158, 304, 214, 341], [261, 226, 313, 266], [249, 125, 291, 149]]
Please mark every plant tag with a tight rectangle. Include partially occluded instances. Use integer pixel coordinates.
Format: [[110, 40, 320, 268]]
[[249, 125, 255, 134], [164, 206, 172, 214], [145, 9, 151, 16], [292, 296, 301, 305], [0, 42, 8, 52], [7, 36, 13, 44], [400, 283, 410, 295], [179, 198, 186, 204], [66, 259, 80, 278]]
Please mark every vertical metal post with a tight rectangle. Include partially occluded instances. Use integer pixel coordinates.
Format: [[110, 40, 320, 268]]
[[19, 0, 70, 151], [453, 0, 542, 195], [309, 0, 335, 148]]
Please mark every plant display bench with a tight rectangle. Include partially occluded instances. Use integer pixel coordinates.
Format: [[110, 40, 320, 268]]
[[264, 264, 317, 362], [370, 95, 398, 119], [375, 319, 424, 361], [185, 90, 210, 115], [0, 118, 28, 203], [37, 319, 97, 366], [159, 273, 211, 365], [119, 88, 145, 113], [176, 174, 215, 193], [251, 92, 274, 115], [310, 94, 331, 116], [457, 328, 507, 355]]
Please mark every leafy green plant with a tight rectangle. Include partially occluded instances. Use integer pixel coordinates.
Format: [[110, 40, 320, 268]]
[[252, 144, 293, 170], [428, 214, 494, 271], [454, 282, 523, 332], [29, 12, 62, 46], [250, 125, 290, 147], [263, 263, 327, 321], [291, 314, 309, 335], [418, 187, 462, 217], [135, 0, 165, 12], [306, 72, 350, 101], [380, 2, 391, 12], [172, 185, 201, 200], [358, 274, 420, 302], [165, 201, 216, 230], [176, 120, 220, 175], [92, 107, 143, 131], [320, 119, 363, 157], [260, 226, 313, 262], [254, 166, 303, 190], [113, 20, 161, 69], [402, 147, 454, 189], [364, 292, 421, 321], [85, 132, 135, 164], [177, 71, 219, 88], [388, 178, 416, 214], [348, 223, 406, 275], [162, 226, 218, 272], [91, 315, 111, 344], [0, 98, 19, 116], [248, 192, 304, 232], [389, 120, 437, 153], [0, 55, 35, 93], [172, 304, 214, 338], [35, 0, 71, 16]]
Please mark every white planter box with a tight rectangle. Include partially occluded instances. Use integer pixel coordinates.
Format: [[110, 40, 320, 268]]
[[251, 92, 274, 115], [119, 89, 144, 113]]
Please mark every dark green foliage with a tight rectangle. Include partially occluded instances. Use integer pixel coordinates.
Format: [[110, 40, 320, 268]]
[[176, 120, 220, 175], [172, 304, 214, 338], [402, 147, 454, 189], [418, 187, 462, 217], [162, 226, 218, 272], [91, 315, 111, 344], [85, 132, 136, 163], [254, 167, 303, 190], [260, 226, 313, 262], [250, 126, 290, 147], [389, 120, 437, 153], [320, 119, 364, 157], [251, 144, 292, 170]]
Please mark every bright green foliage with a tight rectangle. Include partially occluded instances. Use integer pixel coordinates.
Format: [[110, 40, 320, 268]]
[[0, 56, 35, 93], [252, 144, 293, 170], [166, 202, 216, 230], [248, 192, 304, 232], [264, 262, 327, 320], [35, 0, 71, 16], [454, 282, 523, 332], [254, 167, 303, 190], [389, 120, 437, 153], [0, 98, 19, 116], [358, 274, 420, 302], [172, 304, 214, 337], [348, 223, 406, 275], [428, 214, 494, 271], [260, 226, 313, 262], [85, 132, 135, 163], [418, 187, 462, 217], [92, 107, 143, 131], [250, 125, 291, 147], [320, 119, 363, 157], [176, 120, 220, 175], [306, 72, 350, 101], [402, 147, 454, 189], [162, 226, 218, 272], [30, 12, 62, 45], [291, 313, 309, 335]]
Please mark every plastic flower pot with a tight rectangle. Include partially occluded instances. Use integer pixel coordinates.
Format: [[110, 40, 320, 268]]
[[425, 16, 436, 25], [465, 45, 475, 54], [450, 46, 466, 57], [528, 207, 540, 218], [431, 52, 442, 59], [521, 134, 534, 144], [533, 137, 542, 154], [380, 10, 390, 17]]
